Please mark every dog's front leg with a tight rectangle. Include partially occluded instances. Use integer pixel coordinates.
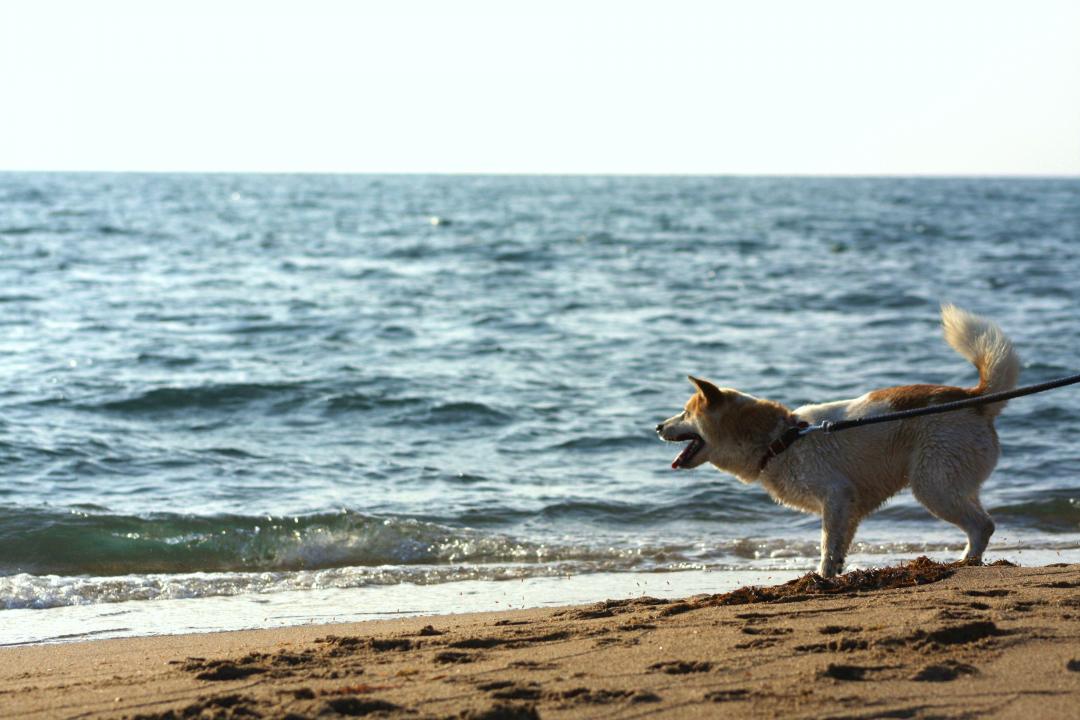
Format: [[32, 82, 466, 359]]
[[818, 482, 857, 578]]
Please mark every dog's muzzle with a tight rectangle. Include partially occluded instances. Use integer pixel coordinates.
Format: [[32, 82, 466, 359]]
[[656, 422, 704, 469]]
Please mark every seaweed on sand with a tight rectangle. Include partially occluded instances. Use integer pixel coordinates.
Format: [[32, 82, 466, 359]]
[[696, 556, 955, 607]]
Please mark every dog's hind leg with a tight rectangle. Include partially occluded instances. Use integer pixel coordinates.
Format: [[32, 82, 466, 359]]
[[910, 459, 996, 564], [914, 487, 995, 563], [818, 481, 857, 577]]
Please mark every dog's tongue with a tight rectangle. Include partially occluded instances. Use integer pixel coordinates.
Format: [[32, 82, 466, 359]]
[[672, 443, 695, 469]]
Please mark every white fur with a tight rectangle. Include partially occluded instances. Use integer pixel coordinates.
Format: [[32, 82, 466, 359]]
[[941, 303, 1020, 414]]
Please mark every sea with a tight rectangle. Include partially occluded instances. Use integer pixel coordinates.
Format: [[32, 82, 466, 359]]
[[1, 173, 1078, 645]]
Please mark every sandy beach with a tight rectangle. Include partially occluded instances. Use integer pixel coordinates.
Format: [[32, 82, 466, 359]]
[[1, 559, 1078, 719]]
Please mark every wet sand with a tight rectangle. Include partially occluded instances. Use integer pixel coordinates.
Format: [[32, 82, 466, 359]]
[[2, 559, 1078, 719]]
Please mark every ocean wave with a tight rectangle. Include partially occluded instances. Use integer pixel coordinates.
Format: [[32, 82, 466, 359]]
[[549, 434, 654, 451], [94, 382, 310, 413], [0, 226, 47, 236], [0, 562, 631, 610], [424, 401, 511, 426], [3, 534, 1076, 610], [322, 391, 423, 413], [96, 224, 137, 236], [0, 509, 484, 575], [5, 502, 1073, 583], [88, 385, 508, 422], [993, 495, 1080, 532], [0, 507, 692, 576]]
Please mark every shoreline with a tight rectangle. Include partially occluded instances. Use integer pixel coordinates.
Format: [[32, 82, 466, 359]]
[[0, 567, 807, 647], [7, 542, 1078, 648], [2, 561, 1078, 718]]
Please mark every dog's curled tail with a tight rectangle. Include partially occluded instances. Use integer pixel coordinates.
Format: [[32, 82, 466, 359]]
[[941, 304, 1020, 417]]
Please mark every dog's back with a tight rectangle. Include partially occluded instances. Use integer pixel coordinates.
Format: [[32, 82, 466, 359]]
[[794, 304, 1019, 428]]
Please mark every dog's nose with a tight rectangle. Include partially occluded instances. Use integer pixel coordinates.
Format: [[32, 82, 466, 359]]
[[655, 423, 664, 433]]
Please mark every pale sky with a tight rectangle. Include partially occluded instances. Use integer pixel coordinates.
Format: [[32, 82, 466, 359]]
[[1, 0, 1078, 175]]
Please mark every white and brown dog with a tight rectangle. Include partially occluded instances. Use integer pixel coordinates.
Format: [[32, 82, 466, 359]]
[[656, 305, 1019, 577]]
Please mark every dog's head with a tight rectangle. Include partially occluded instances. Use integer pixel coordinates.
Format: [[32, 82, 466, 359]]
[[656, 375, 789, 473], [655, 375, 733, 470]]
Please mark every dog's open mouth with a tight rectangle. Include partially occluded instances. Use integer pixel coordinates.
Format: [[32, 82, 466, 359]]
[[671, 433, 704, 469]]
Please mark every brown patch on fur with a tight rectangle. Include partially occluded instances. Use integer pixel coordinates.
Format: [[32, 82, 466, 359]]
[[866, 384, 982, 414], [685, 392, 706, 415], [715, 397, 791, 445]]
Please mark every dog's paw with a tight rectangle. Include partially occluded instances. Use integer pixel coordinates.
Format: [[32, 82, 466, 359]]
[[955, 556, 985, 567], [818, 560, 844, 578]]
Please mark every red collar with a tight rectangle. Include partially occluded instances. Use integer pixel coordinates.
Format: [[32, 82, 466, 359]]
[[759, 418, 809, 471]]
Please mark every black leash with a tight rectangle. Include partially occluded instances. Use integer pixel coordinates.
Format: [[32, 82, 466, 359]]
[[805, 371, 1080, 436]]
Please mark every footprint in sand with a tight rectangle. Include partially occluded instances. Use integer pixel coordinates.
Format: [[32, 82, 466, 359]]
[[508, 660, 559, 671], [820, 663, 893, 681], [132, 694, 262, 719], [182, 658, 268, 681], [741, 626, 793, 636], [705, 689, 751, 702], [911, 660, 978, 682], [818, 624, 863, 634], [649, 660, 713, 674], [794, 638, 868, 653], [555, 687, 632, 705], [434, 650, 478, 664], [323, 697, 400, 716]]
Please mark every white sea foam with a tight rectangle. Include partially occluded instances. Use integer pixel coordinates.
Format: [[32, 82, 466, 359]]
[[4, 535, 1077, 611]]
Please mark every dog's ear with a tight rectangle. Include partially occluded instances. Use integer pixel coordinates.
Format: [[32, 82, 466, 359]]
[[688, 375, 725, 405]]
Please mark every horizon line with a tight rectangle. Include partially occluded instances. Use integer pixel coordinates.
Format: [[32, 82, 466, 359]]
[[2, 169, 1079, 179]]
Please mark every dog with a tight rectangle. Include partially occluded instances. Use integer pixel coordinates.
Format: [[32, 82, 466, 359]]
[[656, 304, 1019, 577]]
